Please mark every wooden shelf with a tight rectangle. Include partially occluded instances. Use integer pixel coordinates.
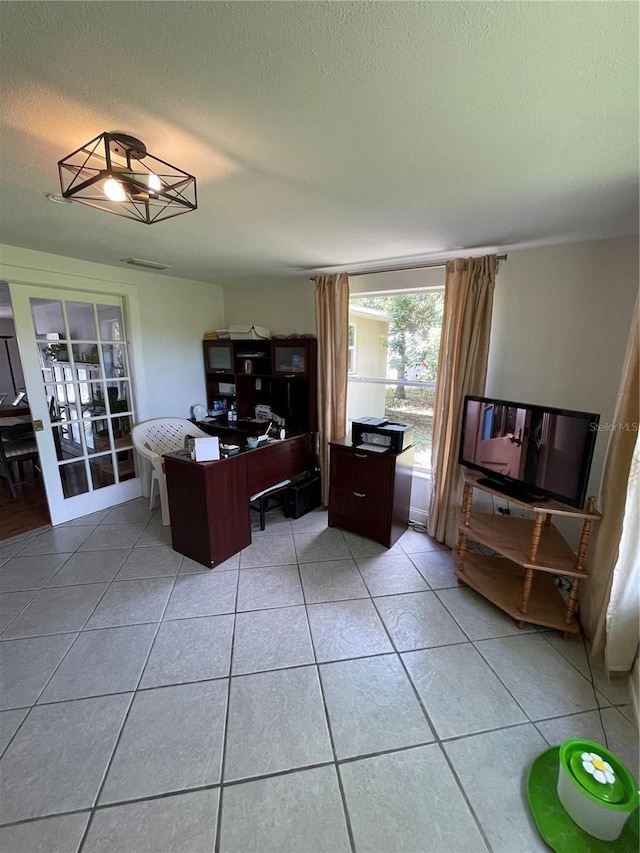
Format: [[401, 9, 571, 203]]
[[462, 469, 601, 520], [457, 469, 599, 637], [455, 552, 580, 633], [458, 512, 588, 578]]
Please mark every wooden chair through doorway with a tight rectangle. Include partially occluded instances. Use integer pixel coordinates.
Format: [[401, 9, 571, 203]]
[[0, 426, 39, 499]]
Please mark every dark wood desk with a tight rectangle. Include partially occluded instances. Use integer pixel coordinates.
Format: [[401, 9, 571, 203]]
[[164, 434, 313, 568], [0, 406, 30, 419]]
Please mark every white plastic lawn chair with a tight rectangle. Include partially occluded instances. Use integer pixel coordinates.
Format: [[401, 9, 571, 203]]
[[131, 418, 209, 526]]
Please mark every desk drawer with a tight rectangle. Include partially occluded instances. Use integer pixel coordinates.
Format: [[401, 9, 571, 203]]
[[329, 446, 393, 495], [328, 485, 391, 543]]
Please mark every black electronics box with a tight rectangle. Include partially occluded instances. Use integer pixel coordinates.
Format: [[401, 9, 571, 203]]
[[287, 474, 322, 519], [351, 416, 414, 453]]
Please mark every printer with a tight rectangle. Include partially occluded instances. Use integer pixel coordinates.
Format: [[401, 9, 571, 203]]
[[351, 416, 414, 453]]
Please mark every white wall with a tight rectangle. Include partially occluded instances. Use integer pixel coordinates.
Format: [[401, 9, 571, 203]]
[[347, 315, 389, 423], [220, 267, 444, 337], [0, 245, 225, 420], [221, 275, 315, 336], [487, 235, 639, 513]]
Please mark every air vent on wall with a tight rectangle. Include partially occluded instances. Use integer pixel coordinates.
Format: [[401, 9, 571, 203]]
[[121, 257, 172, 270]]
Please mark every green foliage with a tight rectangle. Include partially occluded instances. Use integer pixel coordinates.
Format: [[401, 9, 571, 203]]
[[90, 386, 128, 414], [352, 291, 443, 382]]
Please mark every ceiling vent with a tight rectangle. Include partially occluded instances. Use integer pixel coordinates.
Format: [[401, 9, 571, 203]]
[[121, 257, 172, 270]]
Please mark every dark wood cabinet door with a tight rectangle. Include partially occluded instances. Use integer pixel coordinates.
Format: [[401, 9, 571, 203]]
[[329, 445, 394, 495], [328, 485, 392, 545], [271, 339, 315, 378], [203, 341, 234, 374]]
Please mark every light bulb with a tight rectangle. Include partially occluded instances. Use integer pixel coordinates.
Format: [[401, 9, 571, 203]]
[[104, 178, 126, 202], [135, 172, 162, 192]]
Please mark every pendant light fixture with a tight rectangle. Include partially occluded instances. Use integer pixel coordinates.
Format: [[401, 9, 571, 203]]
[[58, 132, 197, 224]]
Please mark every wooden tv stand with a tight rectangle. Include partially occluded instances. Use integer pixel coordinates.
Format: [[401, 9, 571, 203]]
[[456, 469, 601, 636]]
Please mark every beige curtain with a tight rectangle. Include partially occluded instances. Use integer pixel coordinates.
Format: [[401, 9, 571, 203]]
[[580, 296, 639, 671], [315, 273, 349, 504], [427, 255, 497, 547]]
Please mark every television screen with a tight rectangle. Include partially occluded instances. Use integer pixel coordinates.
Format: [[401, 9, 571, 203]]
[[458, 395, 599, 508]]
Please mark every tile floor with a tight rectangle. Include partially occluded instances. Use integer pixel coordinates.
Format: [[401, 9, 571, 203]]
[[0, 499, 637, 853]]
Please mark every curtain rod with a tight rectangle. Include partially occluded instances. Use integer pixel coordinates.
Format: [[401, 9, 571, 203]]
[[309, 253, 507, 281]]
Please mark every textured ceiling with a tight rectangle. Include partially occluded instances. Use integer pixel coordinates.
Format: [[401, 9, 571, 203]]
[[0, 1, 637, 283]]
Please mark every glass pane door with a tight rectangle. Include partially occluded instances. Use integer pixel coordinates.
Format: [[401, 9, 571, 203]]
[[9, 285, 141, 523]]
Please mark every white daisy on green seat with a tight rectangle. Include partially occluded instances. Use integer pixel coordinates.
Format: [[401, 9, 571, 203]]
[[581, 752, 615, 785]]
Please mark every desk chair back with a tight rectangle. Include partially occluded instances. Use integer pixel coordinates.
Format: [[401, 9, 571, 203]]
[[131, 418, 210, 525], [0, 427, 39, 499]]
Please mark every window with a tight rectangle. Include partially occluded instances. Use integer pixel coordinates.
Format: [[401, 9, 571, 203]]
[[348, 324, 357, 374], [347, 289, 444, 472]]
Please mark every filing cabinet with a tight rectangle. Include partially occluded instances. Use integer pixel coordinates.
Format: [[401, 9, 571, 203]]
[[327, 437, 414, 547]]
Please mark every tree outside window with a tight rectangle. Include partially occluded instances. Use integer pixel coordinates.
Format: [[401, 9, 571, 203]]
[[349, 290, 444, 470]]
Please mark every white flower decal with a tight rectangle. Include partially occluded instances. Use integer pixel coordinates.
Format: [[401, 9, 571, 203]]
[[581, 751, 615, 785]]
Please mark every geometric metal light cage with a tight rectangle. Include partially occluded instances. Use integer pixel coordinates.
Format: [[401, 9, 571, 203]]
[[58, 131, 197, 224]]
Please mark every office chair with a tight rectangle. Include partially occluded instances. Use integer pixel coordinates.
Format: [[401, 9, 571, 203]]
[[131, 418, 209, 525]]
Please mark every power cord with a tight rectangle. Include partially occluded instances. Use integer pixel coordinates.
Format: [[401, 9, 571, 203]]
[[466, 541, 502, 557], [581, 629, 610, 750]]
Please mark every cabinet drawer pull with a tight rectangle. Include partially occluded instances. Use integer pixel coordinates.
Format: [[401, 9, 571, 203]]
[[353, 491, 366, 498], [354, 453, 367, 458]]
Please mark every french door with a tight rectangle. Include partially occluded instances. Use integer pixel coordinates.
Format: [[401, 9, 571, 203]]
[[10, 284, 142, 523]]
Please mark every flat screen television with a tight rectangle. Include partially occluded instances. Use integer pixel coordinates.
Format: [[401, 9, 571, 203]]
[[458, 395, 599, 508]]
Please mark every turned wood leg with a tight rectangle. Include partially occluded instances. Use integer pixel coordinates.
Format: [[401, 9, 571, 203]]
[[575, 498, 596, 572], [462, 483, 473, 524], [457, 532, 468, 575], [520, 568, 534, 614], [529, 514, 544, 563], [566, 578, 580, 624]]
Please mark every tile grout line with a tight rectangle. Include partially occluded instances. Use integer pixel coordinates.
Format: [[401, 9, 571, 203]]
[[75, 541, 180, 853], [540, 623, 625, 712], [213, 558, 242, 853], [295, 545, 358, 853], [472, 634, 611, 723], [355, 557, 495, 853], [0, 534, 142, 762], [1, 505, 629, 845], [23, 542, 143, 703]]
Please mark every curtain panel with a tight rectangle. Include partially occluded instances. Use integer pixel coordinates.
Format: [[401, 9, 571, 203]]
[[314, 273, 349, 505], [580, 296, 639, 673], [427, 255, 496, 547]]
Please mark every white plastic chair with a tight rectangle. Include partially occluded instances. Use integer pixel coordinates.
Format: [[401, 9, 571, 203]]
[[131, 418, 210, 526]]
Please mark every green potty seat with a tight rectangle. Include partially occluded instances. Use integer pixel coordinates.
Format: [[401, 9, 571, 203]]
[[528, 746, 639, 852], [557, 740, 639, 842]]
